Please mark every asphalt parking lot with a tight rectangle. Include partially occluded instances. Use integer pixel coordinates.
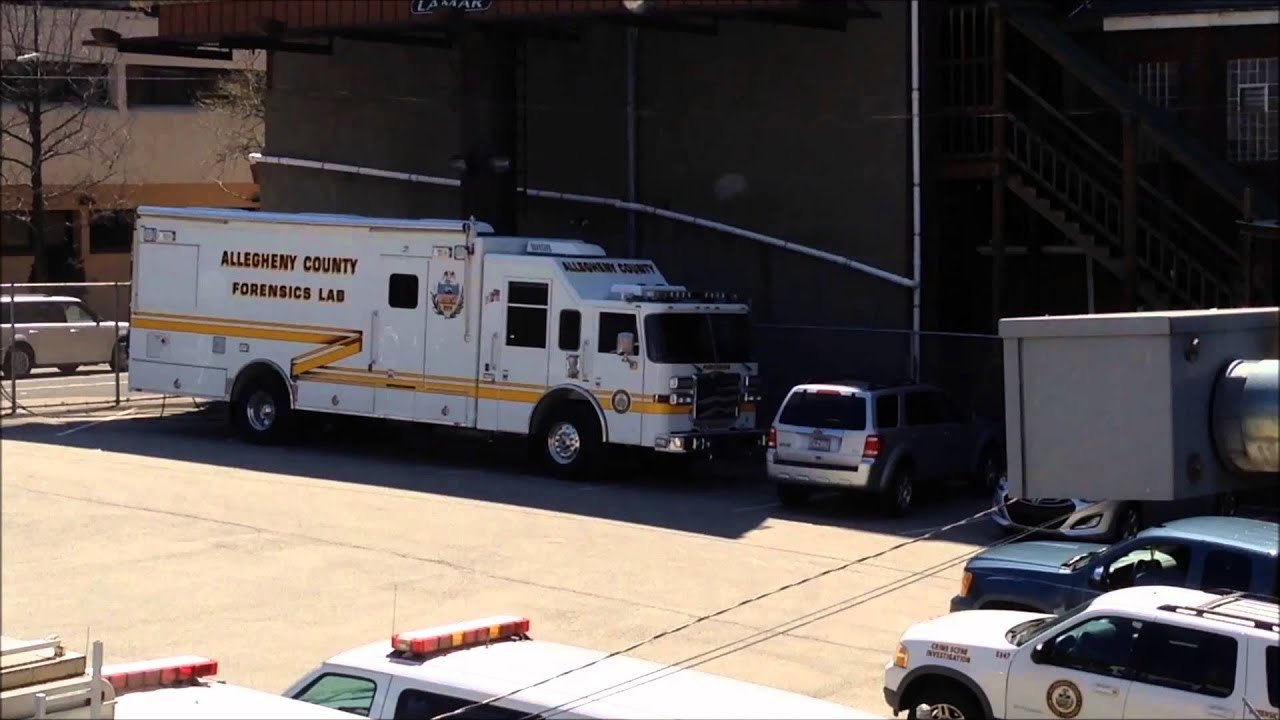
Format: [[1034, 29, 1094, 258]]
[[0, 402, 1003, 715]]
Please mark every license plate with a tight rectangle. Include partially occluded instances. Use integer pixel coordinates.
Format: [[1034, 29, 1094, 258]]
[[809, 436, 832, 452]]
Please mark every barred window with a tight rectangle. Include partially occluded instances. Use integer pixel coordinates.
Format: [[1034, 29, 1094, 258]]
[[1129, 61, 1179, 163], [1227, 57, 1279, 163]]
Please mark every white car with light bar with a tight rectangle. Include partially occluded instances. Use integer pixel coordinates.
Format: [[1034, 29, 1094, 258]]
[[766, 381, 1002, 516], [0, 634, 360, 720], [882, 585, 1279, 720], [283, 615, 890, 719]]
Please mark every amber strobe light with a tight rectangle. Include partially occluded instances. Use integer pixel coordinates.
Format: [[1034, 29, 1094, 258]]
[[392, 616, 531, 655]]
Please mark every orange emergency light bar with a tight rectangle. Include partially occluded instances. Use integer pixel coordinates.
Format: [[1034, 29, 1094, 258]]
[[101, 655, 219, 692], [392, 616, 531, 655]]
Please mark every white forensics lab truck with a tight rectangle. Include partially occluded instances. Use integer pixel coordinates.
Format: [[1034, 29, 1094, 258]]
[[128, 207, 764, 475]]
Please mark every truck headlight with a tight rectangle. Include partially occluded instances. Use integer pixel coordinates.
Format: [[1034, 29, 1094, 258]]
[[959, 571, 972, 597], [670, 376, 695, 391], [893, 644, 909, 669]]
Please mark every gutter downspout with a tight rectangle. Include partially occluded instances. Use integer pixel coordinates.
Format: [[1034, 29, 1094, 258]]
[[909, 0, 923, 381], [247, 153, 919, 290], [625, 27, 639, 257]]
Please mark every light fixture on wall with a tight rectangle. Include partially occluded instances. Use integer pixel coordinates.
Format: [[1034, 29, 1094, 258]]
[[489, 156, 512, 173], [622, 0, 648, 13], [448, 155, 468, 173]]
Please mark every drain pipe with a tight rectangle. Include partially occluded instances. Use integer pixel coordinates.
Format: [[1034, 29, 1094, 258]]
[[909, 0, 923, 380], [248, 153, 918, 289], [625, 26, 639, 257]]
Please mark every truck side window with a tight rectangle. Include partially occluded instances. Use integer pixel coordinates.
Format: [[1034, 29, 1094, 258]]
[[1131, 622, 1237, 698], [292, 672, 378, 717], [875, 394, 899, 428], [506, 281, 548, 349], [598, 313, 638, 356], [1267, 645, 1278, 707], [388, 273, 419, 309], [392, 689, 536, 719], [1201, 550, 1253, 593], [903, 390, 942, 426], [558, 309, 581, 351]]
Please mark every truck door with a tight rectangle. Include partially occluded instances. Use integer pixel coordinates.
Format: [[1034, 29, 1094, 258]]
[[591, 310, 644, 446], [373, 257, 430, 419], [419, 258, 474, 425], [481, 277, 552, 434]]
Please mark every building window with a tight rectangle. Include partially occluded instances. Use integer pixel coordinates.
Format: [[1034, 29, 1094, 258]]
[[1227, 57, 1279, 163], [1, 211, 74, 255], [125, 64, 231, 107], [0, 61, 112, 107], [1129, 61, 1179, 163], [89, 210, 135, 254]]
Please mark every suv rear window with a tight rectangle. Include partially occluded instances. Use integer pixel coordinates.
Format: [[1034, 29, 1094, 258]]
[[779, 391, 867, 431]]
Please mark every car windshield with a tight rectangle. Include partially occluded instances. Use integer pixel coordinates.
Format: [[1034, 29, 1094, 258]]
[[643, 312, 754, 364], [1007, 601, 1091, 647]]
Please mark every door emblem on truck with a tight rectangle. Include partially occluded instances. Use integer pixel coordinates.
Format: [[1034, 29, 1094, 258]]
[[1046, 679, 1082, 719], [432, 271, 464, 319], [611, 390, 632, 414]]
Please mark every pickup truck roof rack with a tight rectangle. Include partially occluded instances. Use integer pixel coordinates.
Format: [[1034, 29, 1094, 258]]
[[1158, 592, 1280, 633], [1, 634, 112, 720]]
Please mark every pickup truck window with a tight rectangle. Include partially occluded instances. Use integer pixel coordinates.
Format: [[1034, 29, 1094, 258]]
[[1104, 543, 1191, 590], [1039, 616, 1141, 679], [1131, 622, 1237, 698], [392, 689, 536, 719], [1201, 550, 1253, 593], [293, 672, 378, 717]]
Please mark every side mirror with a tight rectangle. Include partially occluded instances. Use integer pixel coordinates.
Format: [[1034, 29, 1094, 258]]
[[1090, 565, 1106, 587], [1031, 642, 1049, 664], [615, 332, 635, 356]]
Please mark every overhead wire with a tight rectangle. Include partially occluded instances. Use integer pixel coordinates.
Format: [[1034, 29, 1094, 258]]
[[521, 508, 1086, 719], [428, 502, 1082, 720]]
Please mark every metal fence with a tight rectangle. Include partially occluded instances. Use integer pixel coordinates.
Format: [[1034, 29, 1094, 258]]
[[2, 281, 139, 414]]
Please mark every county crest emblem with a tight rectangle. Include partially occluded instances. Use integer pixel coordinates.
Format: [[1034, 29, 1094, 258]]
[[432, 271, 464, 319]]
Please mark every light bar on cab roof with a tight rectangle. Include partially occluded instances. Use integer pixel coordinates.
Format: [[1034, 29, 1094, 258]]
[[392, 615, 531, 655], [101, 655, 218, 692]]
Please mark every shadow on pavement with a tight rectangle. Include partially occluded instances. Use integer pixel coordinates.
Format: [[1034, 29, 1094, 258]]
[[1, 404, 1001, 545]]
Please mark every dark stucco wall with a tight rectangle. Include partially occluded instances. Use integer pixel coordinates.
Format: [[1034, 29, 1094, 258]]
[[260, 2, 916, 408]]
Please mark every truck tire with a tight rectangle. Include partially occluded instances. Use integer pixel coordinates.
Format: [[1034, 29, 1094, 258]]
[[879, 463, 915, 517], [2, 344, 33, 379], [109, 340, 129, 372], [536, 404, 601, 480], [906, 678, 986, 720], [230, 373, 292, 445]]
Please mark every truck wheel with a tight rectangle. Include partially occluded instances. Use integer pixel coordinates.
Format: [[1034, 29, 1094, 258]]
[[231, 374, 292, 444], [908, 679, 986, 720], [537, 405, 601, 480], [2, 344, 33, 379], [776, 483, 812, 508], [880, 464, 915, 517], [108, 340, 129, 372]]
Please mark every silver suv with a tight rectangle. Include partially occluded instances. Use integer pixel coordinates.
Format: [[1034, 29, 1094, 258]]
[[766, 381, 1002, 516], [1, 294, 129, 378]]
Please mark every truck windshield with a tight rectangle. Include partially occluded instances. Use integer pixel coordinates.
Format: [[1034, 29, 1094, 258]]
[[644, 312, 754, 364]]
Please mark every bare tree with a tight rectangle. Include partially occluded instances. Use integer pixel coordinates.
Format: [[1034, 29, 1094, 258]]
[[1, 0, 129, 283], [195, 49, 264, 190]]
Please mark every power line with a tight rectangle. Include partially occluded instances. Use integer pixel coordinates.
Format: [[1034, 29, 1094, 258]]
[[518, 508, 1083, 720], [427, 502, 1010, 720]]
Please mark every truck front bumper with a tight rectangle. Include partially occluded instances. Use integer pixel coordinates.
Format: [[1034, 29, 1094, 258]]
[[653, 430, 766, 455]]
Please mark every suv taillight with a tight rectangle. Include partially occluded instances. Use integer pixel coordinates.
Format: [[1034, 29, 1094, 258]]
[[767, 427, 777, 449], [862, 434, 881, 459]]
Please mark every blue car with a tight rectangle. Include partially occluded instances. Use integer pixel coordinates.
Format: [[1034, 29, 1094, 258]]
[[951, 516, 1279, 614]]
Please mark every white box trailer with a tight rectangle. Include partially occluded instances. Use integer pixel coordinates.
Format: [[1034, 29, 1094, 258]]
[[128, 207, 763, 475]]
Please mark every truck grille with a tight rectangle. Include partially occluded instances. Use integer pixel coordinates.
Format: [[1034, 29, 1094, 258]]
[[694, 372, 741, 423], [1004, 499, 1072, 530]]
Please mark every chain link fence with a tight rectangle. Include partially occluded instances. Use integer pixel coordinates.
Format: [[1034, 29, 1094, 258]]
[[1, 281, 148, 413]]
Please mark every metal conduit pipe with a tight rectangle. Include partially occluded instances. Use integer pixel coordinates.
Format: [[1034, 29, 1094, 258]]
[[247, 152, 919, 290], [1211, 358, 1279, 475]]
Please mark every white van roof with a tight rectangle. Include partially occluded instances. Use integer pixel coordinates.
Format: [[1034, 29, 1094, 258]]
[[325, 637, 884, 719], [135, 206, 495, 234]]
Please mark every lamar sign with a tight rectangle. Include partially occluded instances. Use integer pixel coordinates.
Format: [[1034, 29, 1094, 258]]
[[410, 0, 492, 13]]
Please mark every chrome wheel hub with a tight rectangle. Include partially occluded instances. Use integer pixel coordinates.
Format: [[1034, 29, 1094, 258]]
[[12, 350, 30, 377], [898, 476, 913, 509], [547, 421, 581, 465], [925, 704, 966, 720], [246, 390, 277, 432]]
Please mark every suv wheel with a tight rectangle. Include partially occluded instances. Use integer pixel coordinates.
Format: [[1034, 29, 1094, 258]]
[[880, 464, 915, 517], [776, 483, 812, 508], [1215, 491, 1239, 517], [970, 447, 1002, 496], [1110, 503, 1143, 542], [109, 340, 129, 372]]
